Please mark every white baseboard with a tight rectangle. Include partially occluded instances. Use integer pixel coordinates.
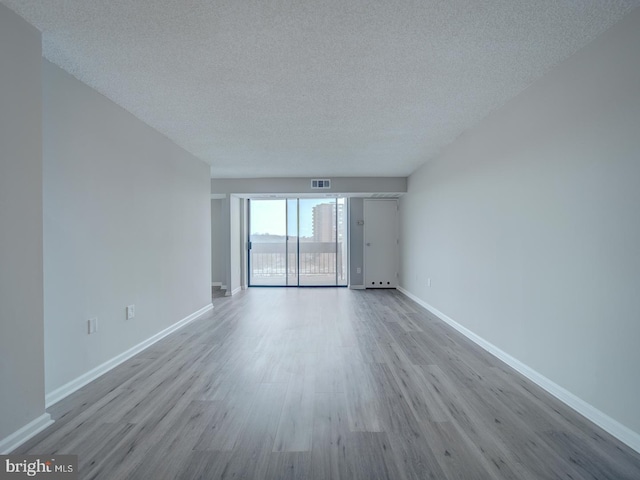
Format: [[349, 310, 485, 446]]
[[45, 303, 214, 408], [397, 286, 640, 454], [0, 413, 53, 454], [349, 285, 365, 290], [211, 282, 223, 287], [221, 285, 228, 290], [227, 286, 242, 296]]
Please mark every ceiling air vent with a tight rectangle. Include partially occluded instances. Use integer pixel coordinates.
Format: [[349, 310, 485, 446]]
[[311, 179, 331, 189]]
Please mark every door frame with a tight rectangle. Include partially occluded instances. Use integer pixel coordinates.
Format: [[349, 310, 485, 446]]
[[247, 197, 349, 287]]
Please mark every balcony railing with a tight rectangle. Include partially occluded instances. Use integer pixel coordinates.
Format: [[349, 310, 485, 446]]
[[250, 241, 346, 282]]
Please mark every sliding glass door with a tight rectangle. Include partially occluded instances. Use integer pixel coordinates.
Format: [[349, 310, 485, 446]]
[[249, 197, 347, 286]]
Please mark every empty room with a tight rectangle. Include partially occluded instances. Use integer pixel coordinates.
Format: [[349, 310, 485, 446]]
[[1, 1, 640, 479]]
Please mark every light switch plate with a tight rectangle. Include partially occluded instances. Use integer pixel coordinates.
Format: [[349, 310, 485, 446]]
[[88, 317, 98, 334]]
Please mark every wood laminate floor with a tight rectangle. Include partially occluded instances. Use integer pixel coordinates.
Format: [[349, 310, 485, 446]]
[[15, 288, 640, 479]]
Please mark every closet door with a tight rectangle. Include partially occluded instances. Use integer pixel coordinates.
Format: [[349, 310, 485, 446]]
[[364, 199, 399, 288]]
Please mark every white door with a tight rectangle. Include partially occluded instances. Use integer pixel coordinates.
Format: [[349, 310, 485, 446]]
[[364, 199, 399, 288]]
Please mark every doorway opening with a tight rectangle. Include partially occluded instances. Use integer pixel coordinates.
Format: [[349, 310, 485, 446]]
[[248, 197, 347, 286]]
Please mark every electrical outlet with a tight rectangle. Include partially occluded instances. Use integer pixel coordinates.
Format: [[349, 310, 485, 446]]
[[88, 317, 98, 334], [427, 278, 431, 287], [126, 304, 135, 320], [356, 267, 361, 274]]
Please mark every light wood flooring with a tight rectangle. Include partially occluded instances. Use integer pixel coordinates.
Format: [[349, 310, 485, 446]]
[[15, 288, 640, 479]]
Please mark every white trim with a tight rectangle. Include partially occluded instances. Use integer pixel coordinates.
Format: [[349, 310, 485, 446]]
[[397, 286, 640, 454], [230, 286, 242, 296], [45, 303, 213, 408], [221, 285, 228, 290], [0, 413, 54, 454], [349, 285, 365, 290], [211, 282, 223, 287]]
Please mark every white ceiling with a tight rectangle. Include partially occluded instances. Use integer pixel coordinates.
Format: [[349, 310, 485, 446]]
[[3, 1, 638, 178]]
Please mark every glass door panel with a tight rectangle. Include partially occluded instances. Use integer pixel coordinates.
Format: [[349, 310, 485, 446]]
[[299, 199, 338, 286], [249, 199, 287, 286]]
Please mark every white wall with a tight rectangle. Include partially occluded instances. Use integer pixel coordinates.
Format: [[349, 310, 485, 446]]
[[228, 196, 242, 294], [400, 8, 640, 441], [211, 198, 226, 284], [0, 4, 48, 445], [42, 60, 212, 395], [239, 198, 248, 289]]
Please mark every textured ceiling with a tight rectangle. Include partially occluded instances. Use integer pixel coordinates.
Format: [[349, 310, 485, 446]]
[[3, 1, 639, 178]]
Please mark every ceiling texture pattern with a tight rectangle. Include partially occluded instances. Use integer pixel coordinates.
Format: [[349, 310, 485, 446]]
[[2, 0, 639, 178]]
